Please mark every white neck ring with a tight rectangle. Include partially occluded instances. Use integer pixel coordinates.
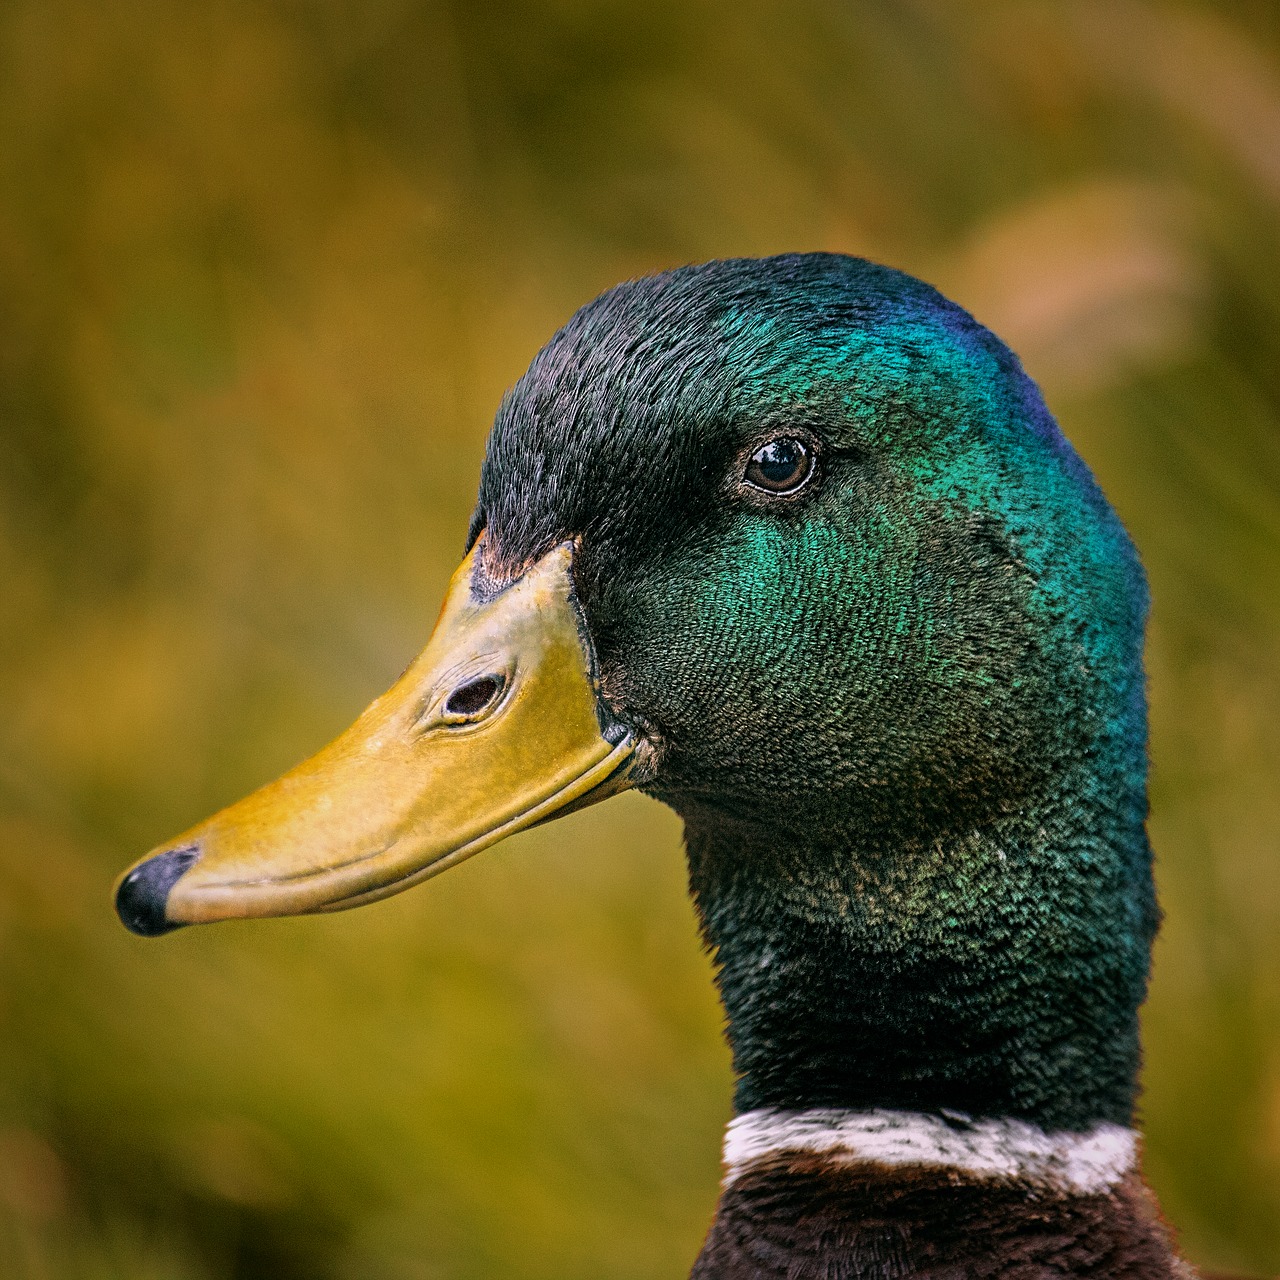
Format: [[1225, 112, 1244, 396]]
[[723, 1108, 1138, 1196]]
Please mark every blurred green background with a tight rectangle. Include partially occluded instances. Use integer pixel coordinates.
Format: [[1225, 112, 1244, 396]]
[[1, 0, 1278, 1276]]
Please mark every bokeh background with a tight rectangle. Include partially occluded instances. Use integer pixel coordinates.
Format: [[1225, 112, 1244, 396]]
[[1, 0, 1278, 1276]]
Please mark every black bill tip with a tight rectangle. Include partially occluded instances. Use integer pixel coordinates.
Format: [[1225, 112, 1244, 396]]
[[115, 845, 199, 936]]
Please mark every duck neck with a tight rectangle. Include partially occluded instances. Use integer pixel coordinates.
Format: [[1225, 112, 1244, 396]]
[[682, 795, 1177, 1275], [681, 773, 1158, 1132]]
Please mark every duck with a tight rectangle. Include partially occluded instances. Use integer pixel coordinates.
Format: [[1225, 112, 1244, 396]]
[[115, 252, 1197, 1278]]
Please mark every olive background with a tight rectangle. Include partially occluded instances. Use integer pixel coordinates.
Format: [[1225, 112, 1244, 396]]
[[1, 1, 1278, 1276]]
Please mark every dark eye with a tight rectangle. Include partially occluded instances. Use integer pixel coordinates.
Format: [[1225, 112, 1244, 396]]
[[744, 437, 814, 495]]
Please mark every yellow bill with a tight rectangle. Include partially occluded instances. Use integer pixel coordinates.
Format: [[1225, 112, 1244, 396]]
[[114, 540, 637, 935]]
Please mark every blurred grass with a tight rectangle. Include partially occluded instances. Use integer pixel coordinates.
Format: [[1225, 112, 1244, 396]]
[[1, 1, 1278, 1276]]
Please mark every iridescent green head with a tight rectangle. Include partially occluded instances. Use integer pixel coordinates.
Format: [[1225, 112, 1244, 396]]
[[476, 253, 1156, 1129], [119, 252, 1155, 1132]]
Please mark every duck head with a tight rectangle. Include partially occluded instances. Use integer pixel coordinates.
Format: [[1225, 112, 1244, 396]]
[[116, 254, 1156, 1133]]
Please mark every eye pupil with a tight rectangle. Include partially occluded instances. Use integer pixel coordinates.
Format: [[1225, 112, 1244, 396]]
[[757, 440, 801, 482], [745, 437, 813, 494]]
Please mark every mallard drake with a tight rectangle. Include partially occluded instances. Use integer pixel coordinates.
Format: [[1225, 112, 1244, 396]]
[[116, 253, 1195, 1277]]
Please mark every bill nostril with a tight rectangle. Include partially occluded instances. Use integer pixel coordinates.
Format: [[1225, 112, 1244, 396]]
[[115, 845, 199, 936], [444, 674, 505, 720]]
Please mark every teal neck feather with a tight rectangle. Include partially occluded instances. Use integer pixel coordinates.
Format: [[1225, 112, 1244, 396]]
[[684, 773, 1152, 1129]]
